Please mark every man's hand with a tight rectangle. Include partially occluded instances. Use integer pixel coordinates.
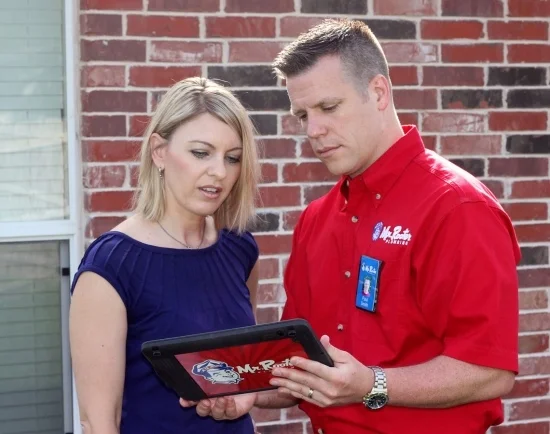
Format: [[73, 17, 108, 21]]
[[179, 392, 257, 420], [269, 335, 374, 407]]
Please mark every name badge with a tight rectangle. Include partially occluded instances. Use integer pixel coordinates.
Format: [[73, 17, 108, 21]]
[[355, 255, 381, 313]]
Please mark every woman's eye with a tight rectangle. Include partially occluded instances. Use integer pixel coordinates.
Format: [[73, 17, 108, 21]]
[[191, 150, 208, 159], [226, 156, 241, 164]]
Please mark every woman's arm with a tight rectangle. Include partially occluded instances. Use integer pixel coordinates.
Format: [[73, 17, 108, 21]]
[[69, 272, 127, 434]]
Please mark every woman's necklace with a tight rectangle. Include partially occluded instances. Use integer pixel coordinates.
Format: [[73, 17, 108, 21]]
[[157, 221, 205, 249]]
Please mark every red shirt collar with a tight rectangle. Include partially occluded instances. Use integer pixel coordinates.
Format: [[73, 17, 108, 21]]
[[340, 125, 425, 200]]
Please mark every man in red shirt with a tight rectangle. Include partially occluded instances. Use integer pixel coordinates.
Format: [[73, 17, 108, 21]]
[[181, 19, 520, 433]]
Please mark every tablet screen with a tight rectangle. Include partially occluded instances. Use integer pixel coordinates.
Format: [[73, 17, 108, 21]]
[[174, 337, 307, 396]]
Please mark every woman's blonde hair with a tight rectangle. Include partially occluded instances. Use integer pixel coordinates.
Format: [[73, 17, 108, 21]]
[[133, 77, 260, 233]]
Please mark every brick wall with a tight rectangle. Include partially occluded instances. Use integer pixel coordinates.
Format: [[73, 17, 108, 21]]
[[79, 0, 550, 432]]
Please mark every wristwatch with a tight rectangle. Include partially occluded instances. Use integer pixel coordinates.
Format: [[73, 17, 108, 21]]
[[362, 366, 388, 410]]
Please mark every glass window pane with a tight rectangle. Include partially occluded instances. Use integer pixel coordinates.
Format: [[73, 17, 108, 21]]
[[0, 1, 68, 222], [0, 241, 64, 434]]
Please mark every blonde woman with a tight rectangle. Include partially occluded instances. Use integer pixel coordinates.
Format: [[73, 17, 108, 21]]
[[69, 77, 261, 434]]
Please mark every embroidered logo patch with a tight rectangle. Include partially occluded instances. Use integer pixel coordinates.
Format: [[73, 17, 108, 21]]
[[372, 222, 384, 241], [374, 224, 412, 246]]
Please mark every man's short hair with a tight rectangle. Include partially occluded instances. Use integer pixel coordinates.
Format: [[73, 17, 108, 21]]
[[273, 19, 389, 89]]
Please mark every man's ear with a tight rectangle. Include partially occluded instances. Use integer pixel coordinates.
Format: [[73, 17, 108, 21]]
[[371, 75, 391, 111], [150, 133, 167, 169]]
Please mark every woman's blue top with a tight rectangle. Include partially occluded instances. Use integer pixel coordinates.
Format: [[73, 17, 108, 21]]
[[71, 229, 259, 434]]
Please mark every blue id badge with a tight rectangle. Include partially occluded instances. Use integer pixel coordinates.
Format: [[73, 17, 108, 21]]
[[355, 255, 381, 312]]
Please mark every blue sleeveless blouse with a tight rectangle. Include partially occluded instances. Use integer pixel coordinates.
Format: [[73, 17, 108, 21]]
[[71, 229, 259, 434]]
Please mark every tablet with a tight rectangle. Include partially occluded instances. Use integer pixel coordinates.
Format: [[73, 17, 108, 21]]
[[141, 319, 333, 401]]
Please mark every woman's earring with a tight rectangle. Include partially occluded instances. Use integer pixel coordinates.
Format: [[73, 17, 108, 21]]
[[158, 167, 164, 178]]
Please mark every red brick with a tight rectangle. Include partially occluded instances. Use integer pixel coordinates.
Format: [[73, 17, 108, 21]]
[[82, 90, 147, 113], [389, 66, 418, 86], [258, 258, 279, 280], [503, 203, 548, 221], [300, 140, 315, 158], [442, 43, 503, 63], [85, 216, 126, 238], [85, 191, 134, 212], [83, 140, 141, 162], [81, 14, 122, 36], [148, 0, 219, 11], [281, 115, 303, 135], [83, 165, 126, 189], [256, 423, 304, 434], [398, 112, 419, 126], [256, 306, 279, 324], [422, 113, 485, 133], [441, 135, 502, 155], [381, 42, 438, 63], [150, 41, 222, 63], [283, 210, 302, 230], [509, 0, 550, 17], [508, 44, 550, 63], [280, 16, 326, 37], [81, 40, 146, 62], [129, 115, 151, 137], [283, 163, 338, 183], [482, 180, 504, 199], [519, 268, 550, 288], [422, 66, 484, 86], [510, 399, 550, 421], [82, 115, 126, 137], [519, 356, 550, 376], [422, 135, 437, 151], [261, 139, 297, 159], [81, 0, 142, 9], [393, 89, 437, 110], [129, 66, 201, 87], [229, 41, 287, 62], [512, 181, 550, 199], [127, 15, 199, 37], [206, 17, 275, 38], [489, 112, 548, 131], [492, 422, 549, 434], [373, 0, 437, 15], [129, 165, 139, 188], [259, 186, 300, 207], [81, 65, 125, 88], [250, 407, 282, 423], [421, 20, 484, 39], [226, 0, 294, 12], [442, 0, 503, 16], [304, 185, 333, 204], [520, 313, 550, 332], [519, 335, 549, 355], [506, 378, 550, 399], [255, 234, 293, 255], [490, 157, 548, 177], [488, 21, 549, 40], [520, 290, 549, 310], [260, 163, 278, 184], [515, 223, 550, 243]]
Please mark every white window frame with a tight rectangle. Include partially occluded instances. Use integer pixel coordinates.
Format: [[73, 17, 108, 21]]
[[0, 0, 83, 432]]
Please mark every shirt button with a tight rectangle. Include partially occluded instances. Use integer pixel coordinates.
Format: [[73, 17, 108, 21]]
[[337, 324, 344, 331], [317, 429, 324, 434], [375, 193, 381, 200], [351, 216, 359, 223], [344, 271, 351, 278]]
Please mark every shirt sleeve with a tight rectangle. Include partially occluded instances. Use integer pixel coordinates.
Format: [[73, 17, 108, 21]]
[[414, 201, 520, 373], [70, 235, 131, 308]]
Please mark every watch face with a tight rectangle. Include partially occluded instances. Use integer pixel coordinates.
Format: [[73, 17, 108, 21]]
[[367, 393, 388, 410]]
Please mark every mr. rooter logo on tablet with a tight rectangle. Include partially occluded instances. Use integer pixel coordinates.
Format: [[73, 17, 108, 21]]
[[174, 338, 307, 396]]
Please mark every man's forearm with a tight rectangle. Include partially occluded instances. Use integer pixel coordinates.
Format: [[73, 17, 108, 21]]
[[255, 390, 299, 409], [384, 355, 515, 408]]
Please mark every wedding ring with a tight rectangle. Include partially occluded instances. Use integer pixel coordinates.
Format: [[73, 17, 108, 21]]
[[307, 388, 314, 399]]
